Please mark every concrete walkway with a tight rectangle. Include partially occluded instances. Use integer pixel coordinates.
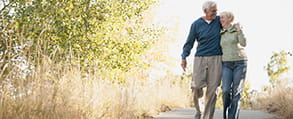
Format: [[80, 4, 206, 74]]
[[151, 108, 274, 119]]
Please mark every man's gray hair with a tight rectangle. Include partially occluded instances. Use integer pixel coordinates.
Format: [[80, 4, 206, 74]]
[[202, 1, 217, 11]]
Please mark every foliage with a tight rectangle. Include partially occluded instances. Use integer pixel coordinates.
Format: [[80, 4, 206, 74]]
[[0, 0, 178, 118], [254, 50, 293, 118], [265, 50, 291, 87], [240, 81, 252, 109], [0, 0, 161, 78]]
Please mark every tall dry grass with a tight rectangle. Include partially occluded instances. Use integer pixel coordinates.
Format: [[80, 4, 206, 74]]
[[253, 80, 293, 119], [0, 58, 192, 119]]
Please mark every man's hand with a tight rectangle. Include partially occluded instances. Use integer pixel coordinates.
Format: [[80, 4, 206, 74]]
[[235, 22, 242, 31], [181, 59, 187, 72]]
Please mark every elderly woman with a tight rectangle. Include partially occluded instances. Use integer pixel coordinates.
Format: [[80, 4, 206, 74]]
[[220, 11, 248, 119]]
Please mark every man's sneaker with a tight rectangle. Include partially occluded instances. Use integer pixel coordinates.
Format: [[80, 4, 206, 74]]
[[194, 113, 201, 119]]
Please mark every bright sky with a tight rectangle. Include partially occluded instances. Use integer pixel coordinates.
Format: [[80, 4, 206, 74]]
[[151, 0, 293, 91]]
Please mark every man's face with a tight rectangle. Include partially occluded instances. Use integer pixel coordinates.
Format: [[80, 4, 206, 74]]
[[205, 6, 217, 20]]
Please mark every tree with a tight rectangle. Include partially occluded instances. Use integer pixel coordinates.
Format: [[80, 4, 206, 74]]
[[265, 50, 291, 87], [0, 0, 162, 82]]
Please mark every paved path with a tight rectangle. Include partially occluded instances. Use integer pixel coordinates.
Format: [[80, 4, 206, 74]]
[[151, 108, 274, 119]]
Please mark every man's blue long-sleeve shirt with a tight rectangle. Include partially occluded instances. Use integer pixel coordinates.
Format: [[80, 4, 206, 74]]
[[181, 16, 222, 59]]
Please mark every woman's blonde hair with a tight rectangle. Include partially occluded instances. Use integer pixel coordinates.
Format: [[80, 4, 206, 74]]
[[220, 11, 234, 22]]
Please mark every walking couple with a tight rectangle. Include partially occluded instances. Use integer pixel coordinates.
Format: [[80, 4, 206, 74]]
[[181, 1, 247, 119]]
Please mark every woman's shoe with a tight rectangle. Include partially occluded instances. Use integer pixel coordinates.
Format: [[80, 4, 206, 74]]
[[195, 112, 201, 119]]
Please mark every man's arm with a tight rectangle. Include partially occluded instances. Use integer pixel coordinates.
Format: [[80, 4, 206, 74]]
[[181, 23, 197, 60], [235, 23, 246, 47], [181, 23, 197, 71]]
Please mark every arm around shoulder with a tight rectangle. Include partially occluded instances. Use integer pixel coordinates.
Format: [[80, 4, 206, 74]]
[[237, 30, 247, 47]]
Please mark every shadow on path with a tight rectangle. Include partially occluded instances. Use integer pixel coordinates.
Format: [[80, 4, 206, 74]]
[[150, 108, 274, 119]]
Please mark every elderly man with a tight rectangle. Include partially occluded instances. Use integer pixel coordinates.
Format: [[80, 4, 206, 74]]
[[181, 1, 222, 119]]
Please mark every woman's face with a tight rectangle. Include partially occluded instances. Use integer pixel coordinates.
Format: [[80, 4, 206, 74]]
[[220, 15, 231, 26]]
